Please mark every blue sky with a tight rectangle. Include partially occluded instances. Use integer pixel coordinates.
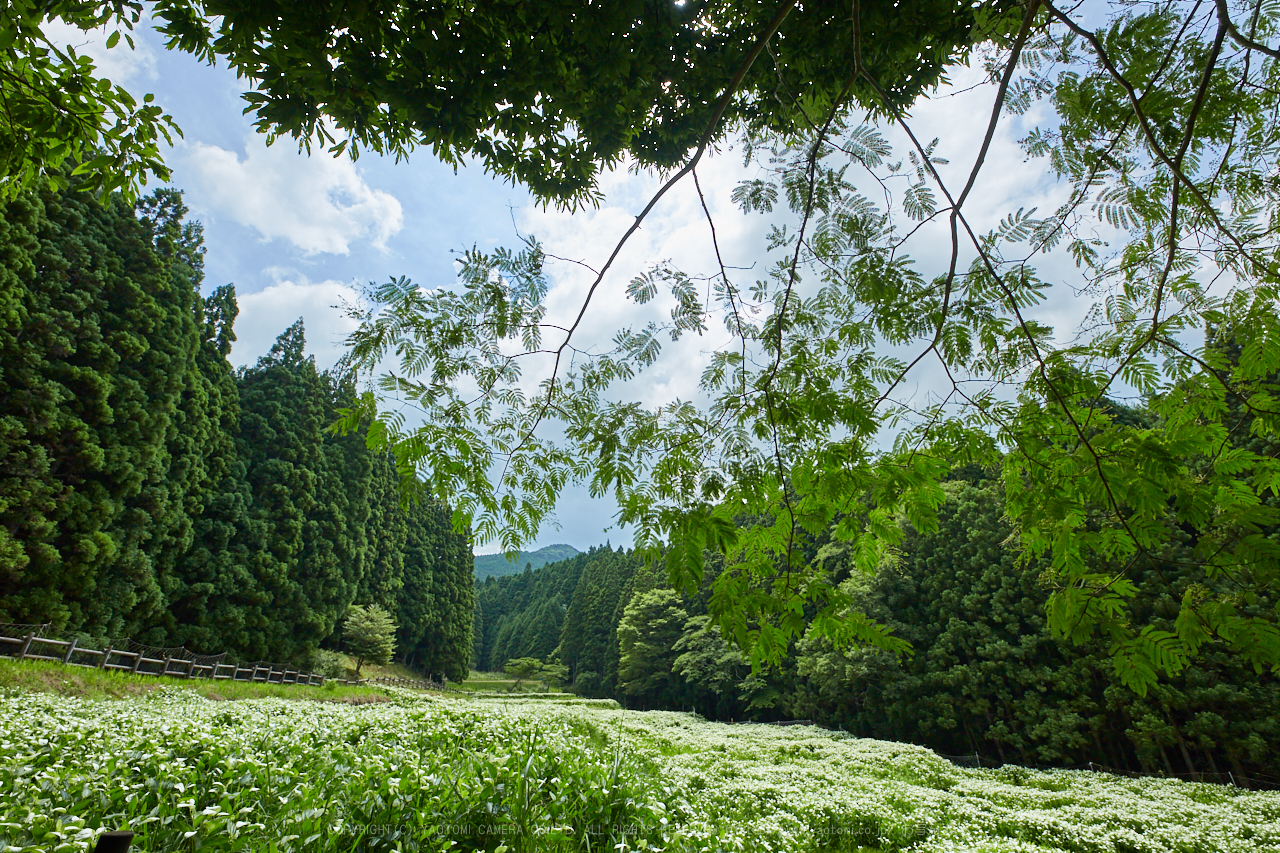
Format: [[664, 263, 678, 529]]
[[55, 17, 1090, 556], [57, 17, 643, 553]]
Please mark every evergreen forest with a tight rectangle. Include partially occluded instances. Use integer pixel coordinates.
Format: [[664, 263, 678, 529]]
[[477, 469, 1280, 783], [0, 178, 473, 680], [473, 543, 580, 581]]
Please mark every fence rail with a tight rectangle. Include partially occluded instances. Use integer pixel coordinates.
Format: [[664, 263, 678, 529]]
[[367, 674, 463, 694], [0, 629, 326, 687], [0, 627, 471, 695]]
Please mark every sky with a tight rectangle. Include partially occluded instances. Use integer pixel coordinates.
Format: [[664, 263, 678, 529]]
[[52, 16, 1093, 556]]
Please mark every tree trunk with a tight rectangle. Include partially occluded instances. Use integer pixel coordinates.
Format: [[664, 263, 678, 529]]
[[1164, 710, 1197, 775]]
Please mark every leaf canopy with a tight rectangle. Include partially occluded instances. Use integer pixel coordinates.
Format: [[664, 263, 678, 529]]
[[148, 0, 1020, 206], [337, 0, 1280, 694]]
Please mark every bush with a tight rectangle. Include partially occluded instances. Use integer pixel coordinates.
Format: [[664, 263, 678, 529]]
[[308, 649, 350, 680]]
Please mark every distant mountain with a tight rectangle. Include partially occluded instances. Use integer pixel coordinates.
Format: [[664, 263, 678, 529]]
[[473, 544, 581, 580]]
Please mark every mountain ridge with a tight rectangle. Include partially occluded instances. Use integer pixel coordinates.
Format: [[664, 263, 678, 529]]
[[473, 544, 580, 580]]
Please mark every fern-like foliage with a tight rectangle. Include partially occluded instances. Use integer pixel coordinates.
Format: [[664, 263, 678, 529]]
[[337, 0, 1280, 687]]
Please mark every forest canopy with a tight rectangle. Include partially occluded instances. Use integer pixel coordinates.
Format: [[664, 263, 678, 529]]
[[0, 177, 474, 679], [3, 1, 1280, 693], [5, 0, 1022, 205]]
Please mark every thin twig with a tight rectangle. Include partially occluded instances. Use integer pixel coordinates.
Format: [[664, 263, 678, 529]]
[[873, 0, 1044, 410]]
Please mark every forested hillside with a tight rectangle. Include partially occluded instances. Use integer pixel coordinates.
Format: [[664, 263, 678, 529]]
[[478, 467, 1280, 780], [789, 476, 1280, 780], [0, 178, 472, 678], [474, 546, 638, 686], [473, 543, 579, 580], [3, 170, 1273, 784]]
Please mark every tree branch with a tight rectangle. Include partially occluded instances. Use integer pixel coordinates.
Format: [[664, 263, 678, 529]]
[[1215, 0, 1280, 59]]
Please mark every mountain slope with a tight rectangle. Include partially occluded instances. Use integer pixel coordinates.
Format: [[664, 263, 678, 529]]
[[473, 544, 580, 580]]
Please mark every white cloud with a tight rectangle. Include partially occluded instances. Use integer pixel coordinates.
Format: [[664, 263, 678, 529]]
[[230, 277, 361, 370], [184, 138, 404, 254], [514, 146, 765, 410], [41, 20, 158, 85], [513, 60, 1079, 417], [505, 58, 1095, 467]]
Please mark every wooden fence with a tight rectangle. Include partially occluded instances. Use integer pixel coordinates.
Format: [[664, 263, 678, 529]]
[[367, 674, 461, 693], [0, 630, 326, 686], [0, 627, 468, 695]]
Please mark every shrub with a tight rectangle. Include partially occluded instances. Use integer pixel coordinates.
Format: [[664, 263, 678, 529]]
[[308, 649, 350, 680]]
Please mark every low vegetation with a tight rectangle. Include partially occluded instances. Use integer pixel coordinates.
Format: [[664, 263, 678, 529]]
[[1, 686, 1274, 852], [0, 659, 393, 704], [457, 672, 553, 694]]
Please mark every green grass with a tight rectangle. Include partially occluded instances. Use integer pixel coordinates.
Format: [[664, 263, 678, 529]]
[[468, 693, 620, 708], [303, 648, 438, 685], [459, 671, 519, 682], [456, 672, 559, 693], [0, 657, 393, 703], [454, 680, 524, 692]]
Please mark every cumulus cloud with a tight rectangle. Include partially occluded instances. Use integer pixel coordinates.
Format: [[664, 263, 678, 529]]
[[230, 277, 361, 370], [512, 146, 765, 410], [504, 58, 1092, 477], [41, 20, 158, 85], [184, 138, 404, 254]]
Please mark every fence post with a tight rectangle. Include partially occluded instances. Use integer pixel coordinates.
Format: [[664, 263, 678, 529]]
[[62, 638, 78, 664], [131, 652, 143, 674], [99, 644, 112, 669], [1229, 771, 1238, 788], [974, 753, 981, 769], [162, 656, 173, 678], [18, 633, 34, 660]]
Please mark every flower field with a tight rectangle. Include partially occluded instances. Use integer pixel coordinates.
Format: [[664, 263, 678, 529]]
[[1, 686, 1274, 852]]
